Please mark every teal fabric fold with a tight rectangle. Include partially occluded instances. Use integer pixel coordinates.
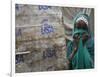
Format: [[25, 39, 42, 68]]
[[66, 13, 94, 69], [72, 38, 93, 69]]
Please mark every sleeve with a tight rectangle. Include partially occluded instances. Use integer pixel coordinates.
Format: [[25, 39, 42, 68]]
[[66, 41, 73, 60], [66, 41, 74, 69], [86, 37, 94, 62]]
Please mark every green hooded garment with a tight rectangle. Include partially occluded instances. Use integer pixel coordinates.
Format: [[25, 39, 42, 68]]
[[67, 13, 94, 69]]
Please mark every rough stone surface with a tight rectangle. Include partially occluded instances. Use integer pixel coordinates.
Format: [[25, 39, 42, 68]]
[[15, 4, 68, 73]]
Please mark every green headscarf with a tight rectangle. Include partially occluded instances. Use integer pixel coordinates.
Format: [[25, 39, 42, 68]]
[[71, 13, 94, 69]]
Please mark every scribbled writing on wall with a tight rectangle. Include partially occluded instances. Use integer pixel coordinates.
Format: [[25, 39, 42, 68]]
[[41, 23, 54, 34], [16, 54, 24, 64], [15, 4, 19, 10], [41, 19, 54, 35], [38, 5, 52, 10], [16, 28, 22, 37], [43, 48, 57, 59]]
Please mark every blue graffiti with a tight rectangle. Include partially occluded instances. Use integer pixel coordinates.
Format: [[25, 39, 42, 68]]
[[16, 55, 24, 64], [43, 48, 57, 59], [41, 23, 54, 34], [39, 5, 52, 10], [16, 28, 22, 37], [15, 4, 19, 10]]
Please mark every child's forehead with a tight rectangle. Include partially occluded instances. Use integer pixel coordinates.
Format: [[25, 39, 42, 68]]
[[75, 20, 87, 26]]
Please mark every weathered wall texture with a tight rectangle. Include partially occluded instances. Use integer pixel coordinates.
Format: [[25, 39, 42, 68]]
[[15, 4, 68, 73]]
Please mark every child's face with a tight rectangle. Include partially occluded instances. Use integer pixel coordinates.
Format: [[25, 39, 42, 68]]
[[73, 20, 89, 43], [73, 32, 89, 43], [75, 20, 88, 31]]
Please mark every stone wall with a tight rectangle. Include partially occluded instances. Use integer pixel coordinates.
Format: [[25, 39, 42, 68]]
[[15, 4, 68, 73]]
